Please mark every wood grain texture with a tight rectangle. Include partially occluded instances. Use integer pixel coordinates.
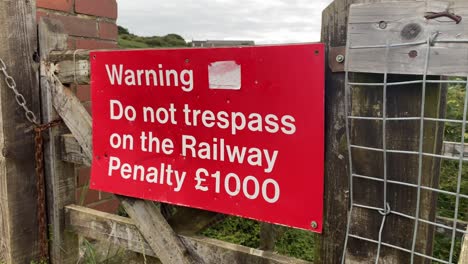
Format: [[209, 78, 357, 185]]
[[460, 225, 468, 264], [347, 74, 446, 263], [434, 216, 467, 238], [347, 1, 468, 75], [319, 0, 448, 263], [65, 204, 312, 264], [50, 50, 90, 85], [167, 207, 221, 236], [56, 60, 90, 85], [39, 18, 79, 264], [120, 197, 200, 264], [43, 68, 93, 165], [259, 223, 278, 251], [0, 1, 42, 263], [443, 141, 468, 161], [316, 1, 353, 262], [61, 134, 89, 165]]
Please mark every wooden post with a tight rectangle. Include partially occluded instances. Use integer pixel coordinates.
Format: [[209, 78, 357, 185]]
[[459, 227, 468, 264], [315, 1, 353, 262], [259, 223, 277, 251], [318, 0, 446, 263], [39, 18, 79, 264], [0, 1, 42, 263]]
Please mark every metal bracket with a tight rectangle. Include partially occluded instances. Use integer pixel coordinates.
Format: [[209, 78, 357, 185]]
[[328, 46, 346, 72]]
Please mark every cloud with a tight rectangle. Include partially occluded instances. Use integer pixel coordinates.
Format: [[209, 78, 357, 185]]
[[117, 0, 332, 44]]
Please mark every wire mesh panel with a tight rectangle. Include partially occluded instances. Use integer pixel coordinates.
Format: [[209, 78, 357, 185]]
[[342, 2, 468, 263], [342, 38, 468, 264]]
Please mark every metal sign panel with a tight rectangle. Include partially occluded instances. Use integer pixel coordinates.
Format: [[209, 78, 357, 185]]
[[90, 44, 325, 232]]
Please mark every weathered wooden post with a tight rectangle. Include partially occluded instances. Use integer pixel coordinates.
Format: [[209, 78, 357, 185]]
[[0, 1, 42, 263], [318, 0, 447, 263], [39, 18, 80, 264], [316, 1, 353, 262]]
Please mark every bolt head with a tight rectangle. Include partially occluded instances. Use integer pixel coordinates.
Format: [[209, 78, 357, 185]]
[[408, 50, 418, 58], [336, 55, 345, 63], [379, 21, 388, 29], [311, 221, 318, 229]]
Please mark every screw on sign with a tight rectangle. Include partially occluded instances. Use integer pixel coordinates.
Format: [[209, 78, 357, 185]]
[[336, 54, 345, 63], [90, 44, 325, 232], [378, 21, 387, 29]]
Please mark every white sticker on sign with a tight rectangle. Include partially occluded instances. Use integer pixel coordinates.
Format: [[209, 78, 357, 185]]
[[208, 61, 241, 90]]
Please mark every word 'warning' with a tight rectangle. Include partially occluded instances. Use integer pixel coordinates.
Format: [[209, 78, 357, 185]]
[[90, 44, 325, 232]]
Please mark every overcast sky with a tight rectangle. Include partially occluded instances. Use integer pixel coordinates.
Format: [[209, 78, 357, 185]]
[[117, 0, 333, 44]]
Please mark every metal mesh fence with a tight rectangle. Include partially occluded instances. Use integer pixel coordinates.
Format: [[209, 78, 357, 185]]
[[341, 35, 468, 263]]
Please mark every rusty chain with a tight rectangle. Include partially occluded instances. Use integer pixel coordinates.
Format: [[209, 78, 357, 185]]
[[0, 58, 61, 262]]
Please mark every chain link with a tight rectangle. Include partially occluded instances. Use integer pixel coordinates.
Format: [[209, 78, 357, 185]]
[[34, 119, 62, 262], [0, 58, 38, 125], [0, 57, 62, 262]]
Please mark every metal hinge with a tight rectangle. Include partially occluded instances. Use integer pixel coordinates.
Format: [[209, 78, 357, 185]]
[[328, 46, 346, 72]]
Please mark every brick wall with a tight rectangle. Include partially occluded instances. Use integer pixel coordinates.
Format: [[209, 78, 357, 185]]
[[37, 0, 120, 214]]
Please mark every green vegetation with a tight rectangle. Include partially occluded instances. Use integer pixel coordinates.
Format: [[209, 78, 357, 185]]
[[433, 79, 468, 262], [117, 26, 188, 49], [30, 260, 47, 264], [202, 217, 261, 248], [82, 239, 98, 264], [444, 80, 468, 143], [274, 227, 316, 261], [202, 217, 316, 261]]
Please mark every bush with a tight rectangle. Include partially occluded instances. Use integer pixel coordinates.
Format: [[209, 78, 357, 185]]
[[118, 25, 130, 35], [117, 26, 187, 49]]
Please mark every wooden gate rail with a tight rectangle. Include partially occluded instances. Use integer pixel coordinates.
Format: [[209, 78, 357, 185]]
[[39, 17, 311, 264], [65, 204, 310, 264]]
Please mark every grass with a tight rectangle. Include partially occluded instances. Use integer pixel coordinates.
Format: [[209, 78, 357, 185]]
[[202, 217, 316, 261], [433, 80, 468, 262], [434, 160, 466, 261], [202, 217, 261, 248], [117, 26, 188, 49], [118, 36, 150, 49], [29, 261, 47, 264]]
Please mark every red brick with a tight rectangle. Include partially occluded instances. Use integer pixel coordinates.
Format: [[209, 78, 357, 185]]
[[37, 0, 73, 12], [88, 198, 120, 213], [77, 167, 90, 187], [76, 188, 113, 205], [75, 0, 118, 20], [69, 37, 118, 50], [37, 11, 98, 38], [99, 22, 118, 41], [67, 38, 75, 49], [76, 85, 91, 101]]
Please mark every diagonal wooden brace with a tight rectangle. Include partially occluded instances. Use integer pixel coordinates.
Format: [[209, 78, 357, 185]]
[[42, 64, 201, 263]]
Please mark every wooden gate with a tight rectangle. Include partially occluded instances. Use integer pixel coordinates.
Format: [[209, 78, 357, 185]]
[[1, 0, 468, 263]]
